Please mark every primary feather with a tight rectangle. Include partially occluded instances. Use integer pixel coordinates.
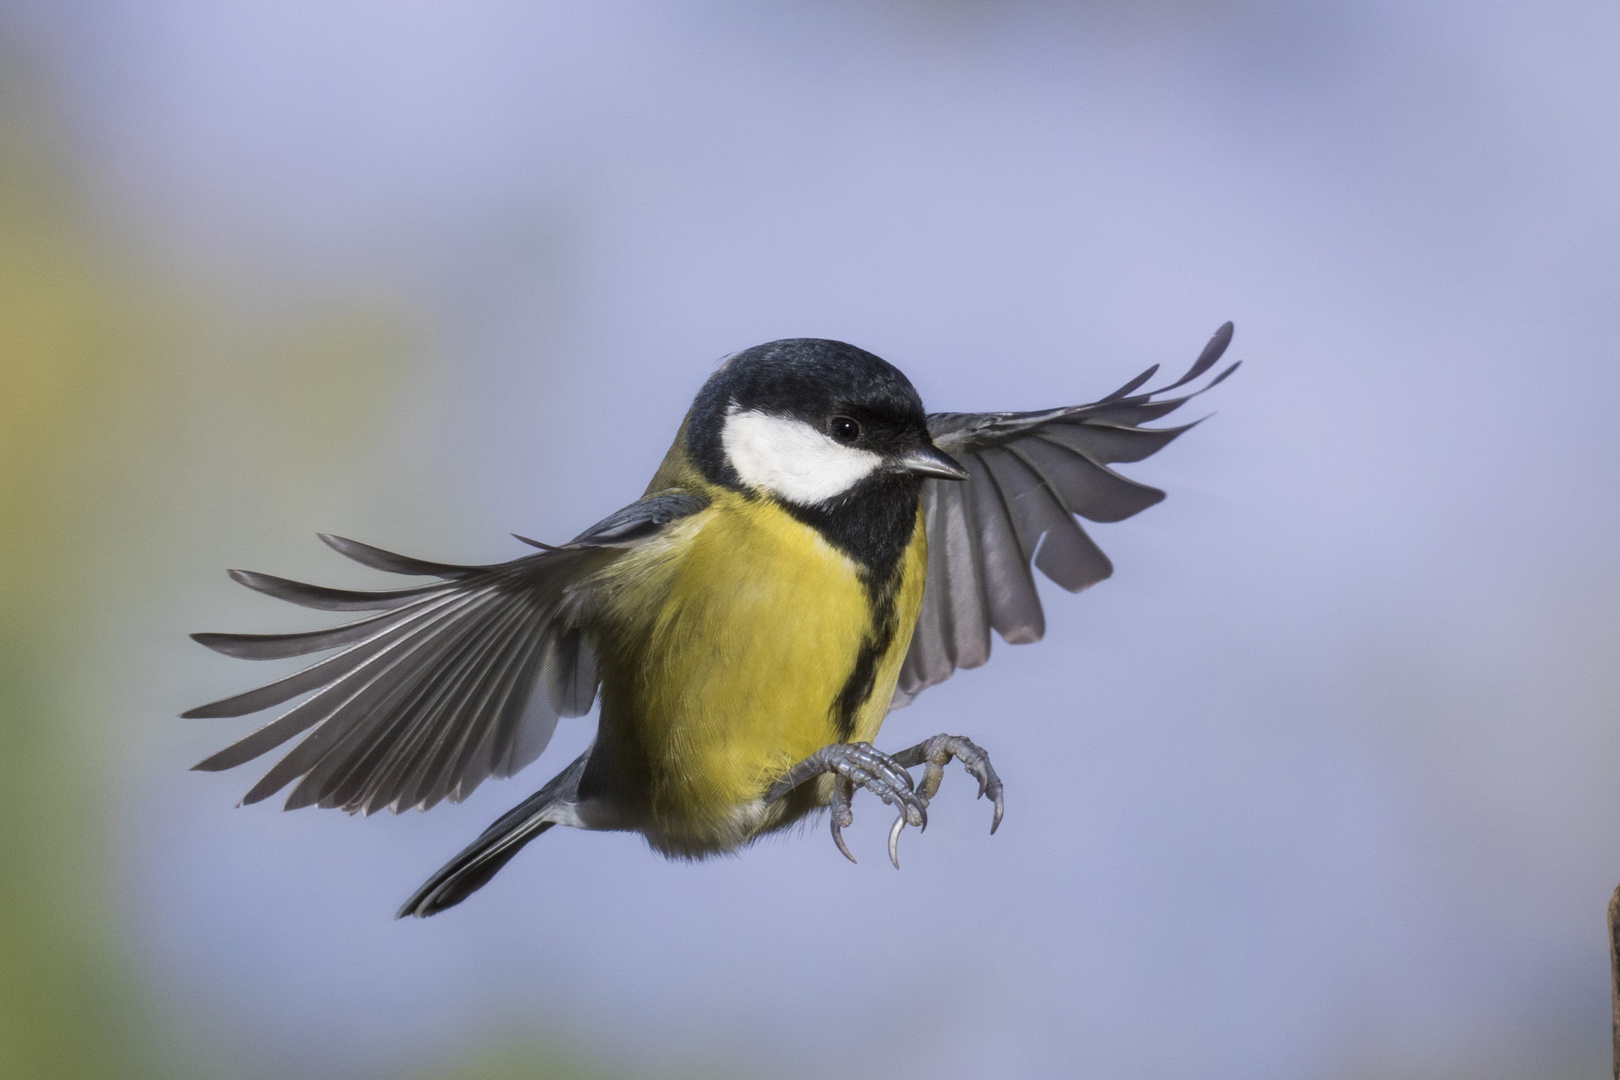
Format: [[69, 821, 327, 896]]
[[893, 322, 1237, 706], [188, 492, 708, 814]]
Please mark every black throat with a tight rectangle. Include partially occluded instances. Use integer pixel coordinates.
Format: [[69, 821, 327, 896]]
[[781, 471, 923, 741], [778, 470, 922, 588]]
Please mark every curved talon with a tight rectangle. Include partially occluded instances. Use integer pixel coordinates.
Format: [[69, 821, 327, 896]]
[[830, 775, 857, 864], [892, 733, 1005, 837], [831, 816, 857, 864], [987, 778, 1005, 835], [770, 735, 1002, 863]]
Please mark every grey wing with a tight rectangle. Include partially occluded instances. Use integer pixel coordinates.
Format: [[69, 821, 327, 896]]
[[186, 490, 708, 815], [893, 323, 1238, 708]]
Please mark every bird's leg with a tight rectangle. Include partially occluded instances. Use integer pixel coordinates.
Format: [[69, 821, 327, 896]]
[[764, 742, 928, 867], [765, 735, 1003, 867]]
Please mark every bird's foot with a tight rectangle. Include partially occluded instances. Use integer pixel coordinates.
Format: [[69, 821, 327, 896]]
[[890, 734, 1004, 835], [765, 734, 1002, 868], [765, 742, 927, 867]]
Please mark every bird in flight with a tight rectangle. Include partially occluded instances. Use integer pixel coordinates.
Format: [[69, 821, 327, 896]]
[[187, 325, 1237, 917]]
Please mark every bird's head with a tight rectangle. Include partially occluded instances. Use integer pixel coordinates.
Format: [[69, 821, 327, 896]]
[[686, 338, 967, 508]]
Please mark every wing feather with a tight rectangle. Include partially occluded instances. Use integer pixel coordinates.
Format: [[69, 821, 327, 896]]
[[989, 446, 1112, 593], [937, 479, 992, 669], [225, 568, 444, 612], [318, 533, 480, 577], [965, 454, 1045, 645], [186, 588, 487, 727], [1021, 434, 1166, 522], [348, 600, 547, 815], [234, 589, 509, 804], [191, 595, 451, 660], [545, 629, 599, 718], [187, 490, 709, 813], [980, 447, 1062, 560], [1038, 419, 1193, 465], [289, 591, 542, 812], [1097, 363, 1159, 402], [895, 324, 1234, 707], [419, 613, 551, 810]]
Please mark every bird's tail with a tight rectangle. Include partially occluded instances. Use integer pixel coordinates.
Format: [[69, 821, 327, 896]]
[[396, 750, 588, 918]]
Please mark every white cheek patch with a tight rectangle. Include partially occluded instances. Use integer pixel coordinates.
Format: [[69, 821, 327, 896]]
[[721, 408, 883, 506]]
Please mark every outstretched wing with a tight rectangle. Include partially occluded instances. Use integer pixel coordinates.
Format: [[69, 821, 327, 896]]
[[186, 490, 709, 815], [893, 323, 1238, 708]]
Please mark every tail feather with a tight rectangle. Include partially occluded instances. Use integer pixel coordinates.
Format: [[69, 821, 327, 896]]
[[396, 819, 556, 918], [396, 749, 588, 918]]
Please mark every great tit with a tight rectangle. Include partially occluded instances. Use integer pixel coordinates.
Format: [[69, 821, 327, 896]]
[[187, 326, 1236, 917]]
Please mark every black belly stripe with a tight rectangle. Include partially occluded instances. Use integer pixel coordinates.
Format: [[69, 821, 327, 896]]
[[775, 469, 923, 741], [831, 569, 903, 740]]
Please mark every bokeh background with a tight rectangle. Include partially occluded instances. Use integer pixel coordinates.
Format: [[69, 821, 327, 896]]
[[2, 2, 1617, 1078]]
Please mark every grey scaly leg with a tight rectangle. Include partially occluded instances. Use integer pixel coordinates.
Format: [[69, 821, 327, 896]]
[[765, 735, 1003, 868]]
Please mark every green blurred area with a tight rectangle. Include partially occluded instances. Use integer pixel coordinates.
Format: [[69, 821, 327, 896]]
[[0, 50, 184, 1079], [0, 58, 631, 1080]]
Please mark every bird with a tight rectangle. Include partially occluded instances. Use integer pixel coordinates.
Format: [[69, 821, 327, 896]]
[[186, 325, 1237, 918]]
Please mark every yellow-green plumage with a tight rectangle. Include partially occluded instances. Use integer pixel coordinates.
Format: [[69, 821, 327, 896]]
[[585, 436, 928, 856], [185, 329, 1231, 916]]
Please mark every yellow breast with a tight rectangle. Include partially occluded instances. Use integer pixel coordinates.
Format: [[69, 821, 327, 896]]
[[589, 487, 927, 845]]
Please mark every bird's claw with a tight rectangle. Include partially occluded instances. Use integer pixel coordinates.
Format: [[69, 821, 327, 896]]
[[767, 741, 927, 866], [769, 734, 1002, 867], [894, 734, 1005, 836], [828, 775, 857, 864]]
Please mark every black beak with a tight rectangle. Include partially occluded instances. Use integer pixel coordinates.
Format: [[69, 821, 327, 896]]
[[896, 443, 970, 481]]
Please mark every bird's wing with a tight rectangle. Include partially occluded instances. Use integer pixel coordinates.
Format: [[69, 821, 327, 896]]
[[892, 323, 1237, 709], [187, 490, 709, 815]]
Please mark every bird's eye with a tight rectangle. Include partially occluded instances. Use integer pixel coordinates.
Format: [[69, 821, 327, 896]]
[[828, 416, 862, 444]]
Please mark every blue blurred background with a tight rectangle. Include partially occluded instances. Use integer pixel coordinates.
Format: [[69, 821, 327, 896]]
[[1, 2, 1617, 1078]]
